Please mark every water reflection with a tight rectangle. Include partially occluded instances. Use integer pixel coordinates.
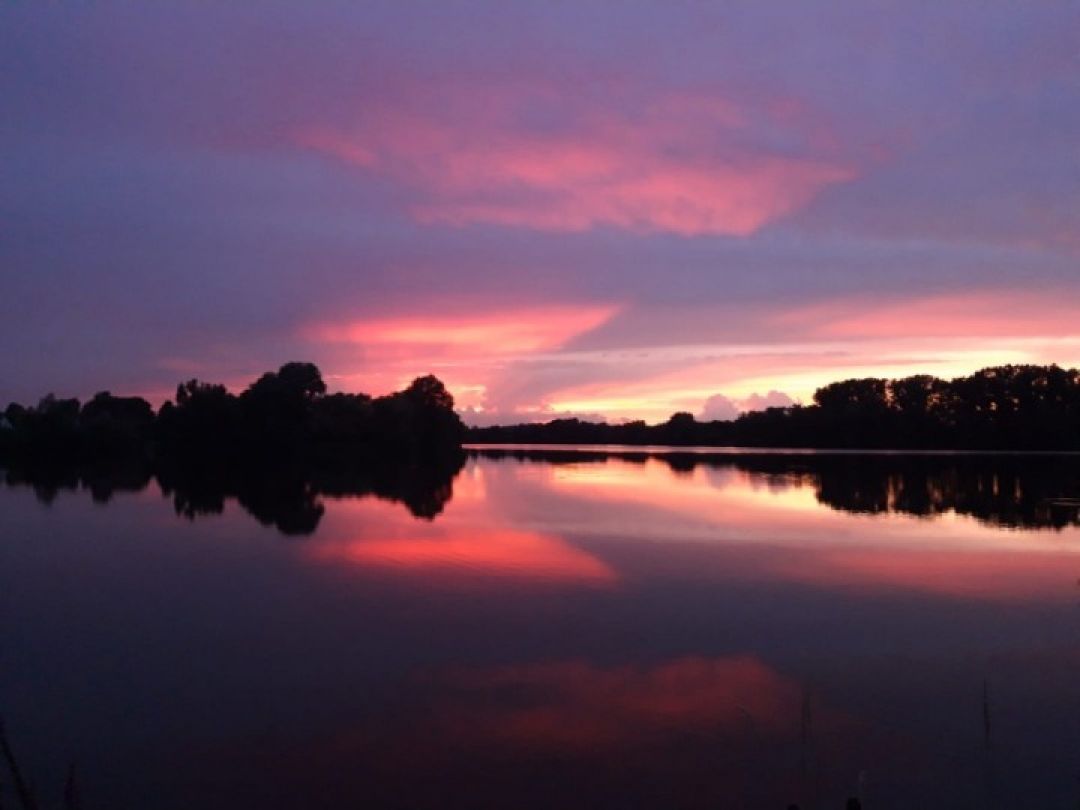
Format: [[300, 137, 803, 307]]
[[4, 449, 1080, 808], [472, 447, 1080, 530], [7, 447, 1080, 536], [1, 452, 465, 534], [214, 656, 864, 810], [457, 449, 1080, 602], [426, 656, 810, 749], [309, 528, 617, 584]]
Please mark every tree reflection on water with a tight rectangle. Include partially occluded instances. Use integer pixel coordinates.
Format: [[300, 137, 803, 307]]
[[1, 451, 465, 535], [471, 448, 1080, 530]]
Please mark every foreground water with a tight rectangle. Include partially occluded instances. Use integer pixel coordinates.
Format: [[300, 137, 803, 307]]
[[3, 448, 1080, 809]]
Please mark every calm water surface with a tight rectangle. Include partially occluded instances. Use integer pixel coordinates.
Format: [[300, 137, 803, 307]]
[[3, 448, 1080, 809]]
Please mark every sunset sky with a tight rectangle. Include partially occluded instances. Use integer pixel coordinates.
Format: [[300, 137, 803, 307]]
[[3, 2, 1079, 423]]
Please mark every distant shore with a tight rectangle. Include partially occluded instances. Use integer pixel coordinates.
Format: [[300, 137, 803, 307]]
[[467, 364, 1080, 451], [6, 363, 1080, 459], [465, 442, 1080, 456]]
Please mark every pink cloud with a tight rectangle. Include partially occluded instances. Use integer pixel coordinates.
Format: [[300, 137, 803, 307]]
[[297, 84, 855, 236], [698, 392, 741, 421], [741, 390, 796, 410], [700, 389, 796, 421], [502, 288, 1080, 421], [775, 289, 1080, 340], [303, 304, 618, 354], [301, 304, 619, 408], [296, 287, 1080, 424]]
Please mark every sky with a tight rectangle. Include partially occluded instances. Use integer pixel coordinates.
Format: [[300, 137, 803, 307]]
[[2, 1, 1079, 424]]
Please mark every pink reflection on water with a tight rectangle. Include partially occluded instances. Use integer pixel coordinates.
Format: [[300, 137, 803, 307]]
[[303, 464, 616, 586], [304, 455, 1080, 602], [513, 457, 1080, 602], [308, 529, 616, 585], [196, 654, 863, 809], [429, 655, 808, 750]]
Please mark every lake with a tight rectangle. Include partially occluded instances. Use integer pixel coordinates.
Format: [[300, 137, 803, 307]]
[[3, 446, 1080, 809]]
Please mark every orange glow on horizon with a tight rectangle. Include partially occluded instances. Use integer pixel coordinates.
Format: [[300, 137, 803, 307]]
[[540, 337, 1080, 423], [287, 283, 1080, 425]]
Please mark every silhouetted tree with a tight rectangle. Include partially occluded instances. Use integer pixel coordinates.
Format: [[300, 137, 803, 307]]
[[403, 374, 455, 411], [662, 411, 697, 444], [238, 361, 327, 451], [0, 363, 468, 531], [309, 392, 375, 452], [6, 362, 1080, 464], [79, 392, 154, 455], [157, 379, 240, 455], [372, 375, 464, 454]]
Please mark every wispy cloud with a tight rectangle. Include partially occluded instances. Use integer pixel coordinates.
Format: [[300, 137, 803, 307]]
[[773, 289, 1080, 340], [299, 85, 855, 236], [303, 304, 618, 353]]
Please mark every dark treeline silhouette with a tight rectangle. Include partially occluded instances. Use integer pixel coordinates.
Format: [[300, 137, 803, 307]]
[[469, 365, 1080, 450], [0, 362, 465, 533], [0, 361, 463, 462], [471, 447, 1080, 530]]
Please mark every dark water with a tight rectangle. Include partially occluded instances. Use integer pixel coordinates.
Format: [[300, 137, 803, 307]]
[[3, 447, 1080, 809]]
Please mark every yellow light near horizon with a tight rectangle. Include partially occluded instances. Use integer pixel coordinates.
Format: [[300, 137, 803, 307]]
[[722, 348, 1052, 402], [544, 341, 1080, 423]]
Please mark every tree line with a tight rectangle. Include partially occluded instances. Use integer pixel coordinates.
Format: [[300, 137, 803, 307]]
[[0, 362, 464, 464], [469, 365, 1080, 450], [7, 363, 1080, 459]]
